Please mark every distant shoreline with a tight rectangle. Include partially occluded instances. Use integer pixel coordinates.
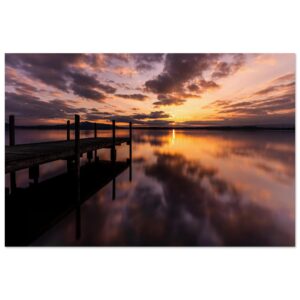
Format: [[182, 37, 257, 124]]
[[4, 124, 295, 131]]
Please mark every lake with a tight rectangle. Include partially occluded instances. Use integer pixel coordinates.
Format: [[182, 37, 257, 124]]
[[5, 129, 295, 246]]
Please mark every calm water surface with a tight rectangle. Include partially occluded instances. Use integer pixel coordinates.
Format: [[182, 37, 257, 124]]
[[5, 129, 295, 246]]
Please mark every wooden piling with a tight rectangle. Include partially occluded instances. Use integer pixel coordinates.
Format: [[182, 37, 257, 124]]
[[29, 165, 39, 185], [87, 151, 93, 163], [9, 115, 16, 193], [67, 120, 70, 141], [94, 122, 97, 138], [9, 115, 15, 146], [111, 120, 116, 197], [66, 120, 72, 171], [74, 114, 81, 239], [94, 123, 98, 161], [112, 120, 116, 145], [129, 121, 132, 181], [111, 120, 116, 162], [112, 176, 116, 200]]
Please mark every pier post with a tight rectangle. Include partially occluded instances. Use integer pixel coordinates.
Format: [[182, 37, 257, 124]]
[[112, 176, 116, 200], [87, 151, 93, 163], [75, 114, 81, 239], [67, 120, 70, 141], [9, 115, 16, 193], [111, 120, 116, 199], [129, 121, 132, 181], [94, 122, 98, 161], [94, 122, 97, 138], [111, 120, 116, 162], [29, 165, 39, 185], [66, 120, 72, 172]]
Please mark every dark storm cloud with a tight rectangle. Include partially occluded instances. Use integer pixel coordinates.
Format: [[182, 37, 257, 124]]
[[187, 83, 200, 92], [5, 92, 87, 120], [5, 54, 116, 101], [71, 86, 106, 101], [132, 54, 164, 71], [145, 54, 221, 94], [5, 54, 85, 91], [115, 93, 148, 101], [133, 111, 170, 119], [153, 94, 185, 106], [68, 71, 116, 100], [212, 54, 245, 79], [97, 83, 117, 94], [112, 116, 172, 126], [85, 110, 170, 125], [188, 80, 220, 92], [199, 79, 220, 89], [83, 111, 113, 121], [69, 72, 101, 88]]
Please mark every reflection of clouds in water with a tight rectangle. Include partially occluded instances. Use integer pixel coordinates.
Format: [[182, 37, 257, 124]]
[[133, 130, 171, 147], [122, 153, 293, 246], [32, 129, 295, 246], [212, 131, 295, 184], [133, 130, 295, 186]]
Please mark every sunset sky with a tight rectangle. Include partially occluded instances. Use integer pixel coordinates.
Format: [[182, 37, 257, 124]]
[[5, 53, 295, 126]]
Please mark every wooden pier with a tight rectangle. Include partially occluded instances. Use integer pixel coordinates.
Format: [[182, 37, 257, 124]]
[[5, 137, 130, 173], [5, 115, 132, 183], [5, 114, 133, 245]]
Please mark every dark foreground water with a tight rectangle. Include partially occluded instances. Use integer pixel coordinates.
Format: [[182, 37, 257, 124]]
[[5, 129, 295, 246]]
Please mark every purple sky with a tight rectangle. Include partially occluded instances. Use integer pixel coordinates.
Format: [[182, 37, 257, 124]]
[[5, 53, 295, 126]]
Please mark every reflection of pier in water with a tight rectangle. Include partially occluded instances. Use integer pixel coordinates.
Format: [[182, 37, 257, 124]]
[[5, 115, 132, 246]]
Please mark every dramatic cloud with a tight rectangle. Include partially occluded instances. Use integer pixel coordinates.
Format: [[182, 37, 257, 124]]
[[201, 96, 295, 127], [132, 54, 164, 71], [254, 81, 294, 96], [85, 110, 171, 125], [5, 54, 86, 91], [202, 70, 295, 126], [153, 94, 186, 106], [145, 54, 220, 94], [71, 86, 106, 101], [5, 92, 86, 121], [144, 54, 240, 108], [133, 111, 170, 119], [188, 79, 220, 92], [5, 70, 38, 95], [5, 54, 116, 101], [212, 54, 245, 79], [5, 53, 295, 127], [68, 71, 116, 100], [116, 93, 148, 101], [221, 95, 295, 115]]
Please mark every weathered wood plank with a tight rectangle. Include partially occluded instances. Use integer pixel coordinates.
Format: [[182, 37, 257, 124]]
[[5, 137, 129, 173]]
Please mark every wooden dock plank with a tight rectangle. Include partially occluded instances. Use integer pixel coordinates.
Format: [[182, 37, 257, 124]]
[[5, 137, 129, 173]]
